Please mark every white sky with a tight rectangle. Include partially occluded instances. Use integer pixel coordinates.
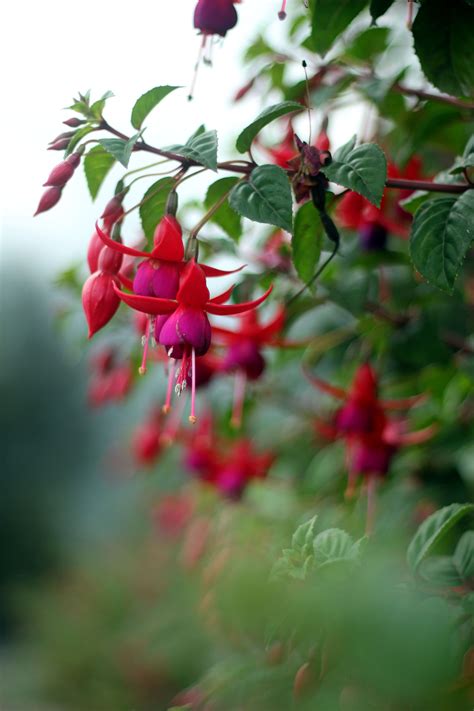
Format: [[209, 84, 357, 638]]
[[1, 0, 365, 275]]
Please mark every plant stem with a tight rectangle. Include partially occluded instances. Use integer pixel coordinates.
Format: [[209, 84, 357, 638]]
[[393, 83, 474, 111]]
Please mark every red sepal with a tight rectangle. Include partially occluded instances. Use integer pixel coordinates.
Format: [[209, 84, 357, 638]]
[[209, 284, 235, 304], [95, 222, 149, 258], [206, 285, 273, 316], [113, 284, 177, 315], [200, 263, 245, 277]]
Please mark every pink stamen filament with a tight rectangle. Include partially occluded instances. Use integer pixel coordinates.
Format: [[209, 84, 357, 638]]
[[407, 0, 414, 30], [230, 371, 247, 429], [175, 349, 190, 396], [189, 348, 197, 424], [138, 317, 153, 375], [162, 394, 186, 445], [278, 0, 287, 20], [188, 34, 207, 100], [163, 359, 176, 414]]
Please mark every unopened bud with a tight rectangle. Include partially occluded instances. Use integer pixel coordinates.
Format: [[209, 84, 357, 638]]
[[67, 151, 82, 169], [98, 244, 124, 274], [49, 130, 75, 145], [43, 161, 74, 187], [34, 186, 62, 216], [47, 138, 71, 151], [101, 196, 125, 228], [63, 117, 84, 127], [82, 272, 121, 338]]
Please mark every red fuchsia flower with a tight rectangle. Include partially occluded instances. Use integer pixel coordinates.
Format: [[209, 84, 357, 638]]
[[115, 258, 273, 423], [95, 218, 243, 375], [88, 348, 132, 407], [336, 157, 424, 250], [184, 417, 274, 500], [213, 306, 303, 427], [132, 408, 162, 467], [257, 230, 292, 273], [307, 363, 436, 533], [194, 0, 239, 38]]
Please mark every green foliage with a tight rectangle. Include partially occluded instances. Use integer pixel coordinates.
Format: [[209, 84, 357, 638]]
[[83, 146, 116, 199], [97, 134, 142, 168], [410, 191, 474, 292], [204, 177, 242, 240], [168, 127, 218, 171], [323, 138, 387, 207], [235, 101, 302, 154], [407, 502, 474, 571], [139, 177, 175, 243], [130, 85, 181, 130], [412, 0, 474, 97], [229, 165, 293, 232], [292, 201, 323, 285], [309, 0, 367, 56]]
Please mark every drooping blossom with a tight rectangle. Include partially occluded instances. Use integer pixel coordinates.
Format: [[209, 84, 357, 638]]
[[308, 363, 436, 532], [194, 0, 240, 38], [88, 348, 132, 406], [336, 157, 424, 250], [95, 218, 242, 374], [184, 417, 274, 500], [114, 259, 273, 423], [214, 306, 303, 426]]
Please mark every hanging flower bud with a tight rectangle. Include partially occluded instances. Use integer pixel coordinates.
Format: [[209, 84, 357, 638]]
[[82, 272, 121, 338], [101, 195, 125, 229], [48, 130, 75, 145], [34, 186, 62, 216], [66, 151, 82, 169], [63, 117, 84, 127], [87, 230, 104, 273], [47, 138, 71, 151], [43, 161, 75, 188]]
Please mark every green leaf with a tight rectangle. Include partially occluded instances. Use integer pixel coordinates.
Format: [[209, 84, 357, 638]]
[[229, 165, 293, 232], [343, 27, 390, 61], [449, 135, 474, 175], [130, 86, 181, 130], [139, 177, 175, 244], [332, 135, 356, 162], [291, 515, 318, 552], [323, 142, 387, 207], [313, 528, 360, 568], [97, 133, 142, 168], [204, 177, 242, 240], [309, 0, 367, 56], [64, 125, 96, 156], [167, 129, 218, 171], [410, 191, 474, 292], [407, 503, 474, 571], [369, 0, 395, 21], [235, 102, 302, 154], [292, 201, 323, 285], [89, 90, 114, 120], [83, 146, 116, 200], [412, 0, 474, 97], [418, 556, 464, 587], [454, 531, 474, 580]]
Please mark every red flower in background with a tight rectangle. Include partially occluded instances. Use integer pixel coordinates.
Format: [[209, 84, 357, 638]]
[[336, 157, 424, 250], [308, 363, 436, 532], [88, 348, 132, 406], [184, 416, 274, 500]]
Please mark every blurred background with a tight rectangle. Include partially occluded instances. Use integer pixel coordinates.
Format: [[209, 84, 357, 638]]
[[1, 1, 473, 709]]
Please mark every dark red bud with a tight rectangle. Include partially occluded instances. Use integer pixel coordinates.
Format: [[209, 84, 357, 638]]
[[87, 230, 104, 273], [101, 196, 125, 228], [49, 130, 75, 144], [63, 117, 84, 127], [34, 186, 62, 216], [97, 245, 124, 274], [82, 272, 121, 338], [233, 77, 255, 102], [47, 138, 71, 151], [66, 152, 82, 169], [293, 662, 312, 699], [43, 161, 75, 187]]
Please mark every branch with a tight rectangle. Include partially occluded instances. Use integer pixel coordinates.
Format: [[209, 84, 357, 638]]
[[394, 83, 474, 111], [98, 120, 473, 193]]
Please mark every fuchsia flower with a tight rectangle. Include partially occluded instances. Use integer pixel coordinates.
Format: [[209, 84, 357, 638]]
[[114, 259, 273, 423], [308, 363, 436, 532], [184, 416, 274, 500], [95, 217, 243, 373], [336, 157, 424, 250], [132, 408, 162, 467], [88, 348, 132, 406], [213, 306, 302, 426], [194, 0, 240, 37]]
